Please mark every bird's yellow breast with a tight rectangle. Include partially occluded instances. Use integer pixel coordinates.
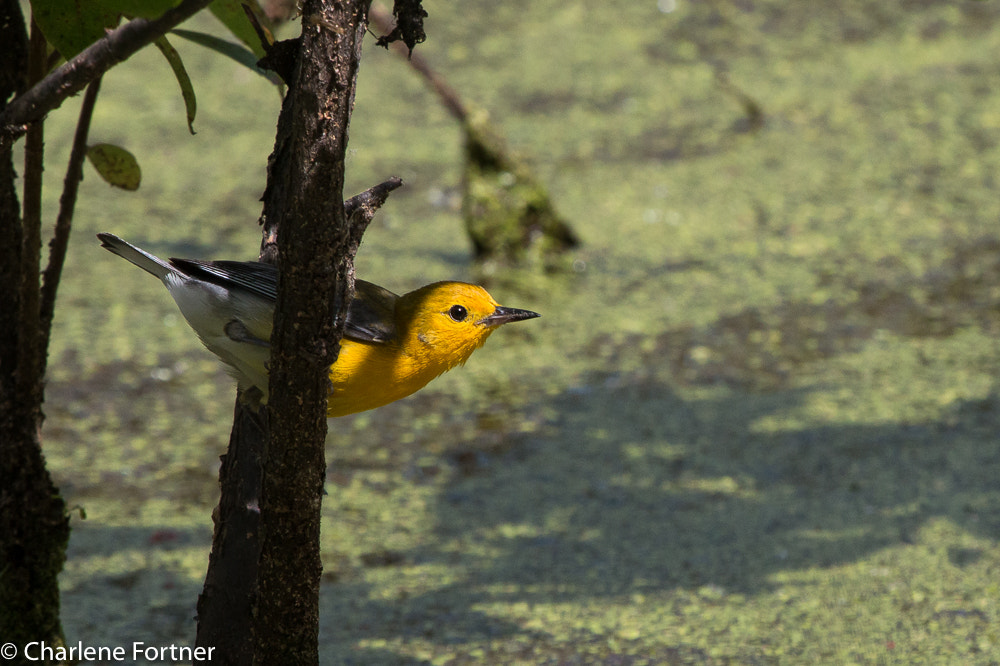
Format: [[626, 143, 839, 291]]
[[326, 335, 481, 417]]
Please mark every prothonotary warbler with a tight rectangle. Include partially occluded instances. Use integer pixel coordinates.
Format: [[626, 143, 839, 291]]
[[97, 233, 539, 417]]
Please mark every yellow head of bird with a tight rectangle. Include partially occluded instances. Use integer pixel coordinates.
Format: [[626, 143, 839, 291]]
[[396, 282, 539, 368]]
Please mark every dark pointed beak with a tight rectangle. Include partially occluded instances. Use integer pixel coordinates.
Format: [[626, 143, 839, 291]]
[[477, 305, 540, 327]]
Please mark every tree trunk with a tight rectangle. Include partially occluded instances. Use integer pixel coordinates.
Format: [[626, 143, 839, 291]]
[[0, 1, 71, 659], [193, 1, 407, 662], [194, 399, 267, 664], [253, 2, 374, 655]]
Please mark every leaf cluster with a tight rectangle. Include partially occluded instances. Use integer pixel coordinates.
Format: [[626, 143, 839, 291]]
[[22, 0, 280, 186]]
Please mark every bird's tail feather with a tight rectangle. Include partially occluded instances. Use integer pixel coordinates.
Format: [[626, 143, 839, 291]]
[[97, 233, 175, 281]]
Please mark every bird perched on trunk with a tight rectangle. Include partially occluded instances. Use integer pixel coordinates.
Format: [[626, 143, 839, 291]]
[[97, 233, 539, 417]]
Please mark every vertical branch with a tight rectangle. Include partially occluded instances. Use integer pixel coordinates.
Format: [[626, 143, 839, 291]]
[[195, 181, 398, 663], [39, 77, 102, 373], [195, 1, 407, 659], [251, 0, 373, 658], [194, 398, 267, 664], [0, 0, 28, 391], [17, 18, 47, 403]]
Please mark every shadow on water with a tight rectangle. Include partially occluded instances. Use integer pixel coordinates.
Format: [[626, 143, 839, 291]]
[[319, 237, 1000, 662], [324, 375, 998, 639]]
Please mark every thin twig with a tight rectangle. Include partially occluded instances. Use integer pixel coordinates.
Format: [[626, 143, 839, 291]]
[[343, 176, 403, 226], [369, 3, 465, 120], [39, 76, 102, 374]]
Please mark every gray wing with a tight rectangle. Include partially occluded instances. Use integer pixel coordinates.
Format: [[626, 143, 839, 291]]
[[345, 280, 399, 343], [168, 258, 397, 343]]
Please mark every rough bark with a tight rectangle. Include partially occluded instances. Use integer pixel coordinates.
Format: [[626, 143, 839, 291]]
[[192, 2, 410, 659], [194, 180, 399, 664], [254, 1, 372, 658], [194, 399, 267, 664], [0, 3, 70, 659]]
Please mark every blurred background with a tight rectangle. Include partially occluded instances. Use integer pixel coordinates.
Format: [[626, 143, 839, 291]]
[[36, 1, 1000, 662]]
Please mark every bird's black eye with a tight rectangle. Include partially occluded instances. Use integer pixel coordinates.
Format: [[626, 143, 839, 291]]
[[448, 304, 468, 322]]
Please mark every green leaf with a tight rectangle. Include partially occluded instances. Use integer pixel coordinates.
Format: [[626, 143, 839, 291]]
[[208, 0, 273, 59], [112, 0, 178, 18], [30, 0, 273, 73], [87, 143, 142, 190], [172, 28, 280, 85], [154, 35, 197, 134], [30, 0, 180, 58], [31, 0, 121, 58]]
